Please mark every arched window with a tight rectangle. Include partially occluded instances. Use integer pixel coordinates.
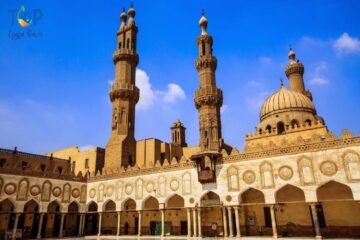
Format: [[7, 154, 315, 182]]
[[118, 42, 122, 49], [201, 41, 205, 56], [128, 155, 133, 166], [131, 39, 135, 50], [277, 122, 285, 134], [305, 119, 312, 126], [259, 128, 263, 134], [0, 158, 6, 167], [290, 119, 299, 129], [266, 125, 272, 134], [126, 38, 130, 49]]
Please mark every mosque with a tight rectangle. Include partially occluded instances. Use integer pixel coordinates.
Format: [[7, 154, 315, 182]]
[[0, 5, 359, 239]]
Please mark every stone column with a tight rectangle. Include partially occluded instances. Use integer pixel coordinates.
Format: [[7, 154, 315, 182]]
[[116, 211, 121, 235], [59, 213, 66, 238], [192, 208, 198, 237], [197, 208, 202, 237], [81, 213, 86, 235], [138, 211, 142, 236], [227, 207, 234, 237], [160, 209, 165, 236], [310, 204, 322, 239], [97, 212, 102, 236], [36, 213, 44, 239], [12, 213, 20, 240], [234, 206, 241, 237], [270, 205, 278, 238], [222, 207, 228, 237], [187, 208, 192, 237], [78, 214, 83, 236]]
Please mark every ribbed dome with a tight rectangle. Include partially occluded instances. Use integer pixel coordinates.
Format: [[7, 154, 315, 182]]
[[260, 86, 316, 121]]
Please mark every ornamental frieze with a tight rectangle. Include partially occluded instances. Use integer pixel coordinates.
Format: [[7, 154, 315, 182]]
[[112, 51, 139, 65], [109, 87, 140, 103], [194, 87, 223, 109]]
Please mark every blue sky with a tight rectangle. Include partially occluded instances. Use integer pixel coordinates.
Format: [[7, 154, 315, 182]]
[[0, 0, 359, 154]]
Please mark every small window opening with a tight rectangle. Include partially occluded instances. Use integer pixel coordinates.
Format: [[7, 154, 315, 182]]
[[277, 122, 285, 134]]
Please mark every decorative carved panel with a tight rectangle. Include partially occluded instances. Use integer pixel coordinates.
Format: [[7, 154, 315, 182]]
[[80, 185, 87, 203], [52, 187, 62, 197], [260, 162, 274, 189], [125, 183, 133, 195], [182, 172, 191, 195], [243, 170, 256, 184], [278, 166, 293, 181], [170, 179, 179, 191], [320, 161, 337, 177], [89, 188, 96, 198], [343, 151, 360, 182], [30, 185, 41, 196], [227, 166, 239, 191], [116, 181, 123, 200], [4, 183, 16, 195], [72, 188, 80, 198], [17, 178, 29, 201], [62, 183, 71, 202], [135, 179, 143, 199], [298, 158, 315, 185], [98, 184, 104, 202], [158, 176, 166, 197], [106, 185, 114, 198]]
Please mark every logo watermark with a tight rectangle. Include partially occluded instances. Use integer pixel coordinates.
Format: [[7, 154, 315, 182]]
[[8, 5, 43, 40]]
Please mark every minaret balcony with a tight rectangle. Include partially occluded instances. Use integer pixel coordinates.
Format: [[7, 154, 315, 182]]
[[109, 86, 139, 103], [194, 87, 223, 109], [195, 56, 217, 71], [113, 50, 139, 65]]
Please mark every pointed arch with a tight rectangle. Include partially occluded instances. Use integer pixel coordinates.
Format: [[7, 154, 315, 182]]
[[317, 180, 353, 201], [41, 180, 52, 201], [47, 199, 61, 213], [0, 198, 15, 212], [227, 165, 239, 191], [24, 199, 39, 212], [240, 187, 265, 204], [182, 172, 191, 195], [103, 199, 116, 212], [122, 197, 136, 210], [275, 184, 305, 203], [68, 201, 80, 213], [166, 194, 184, 208], [62, 183, 71, 203], [87, 201, 98, 212], [200, 191, 220, 206], [142, 196, 159, 210]]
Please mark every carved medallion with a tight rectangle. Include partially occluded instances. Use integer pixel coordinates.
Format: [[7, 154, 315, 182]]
[[89, 188, 96, 198], [30, 185, 41, 196], [226, 195, 232, 202], [72, 188, 80, 198], [146, 182, 154, 193], [320, 161, 337, 176], [4, 183, 16, 195], [125, 183, 133, 195], [52, 187, 62, 197], [170, 179, 179, 191], [189, 198, 195, 204], [279, 166, 293, 180], [106, 186, 114, 197], [243, 170, 256, 184]]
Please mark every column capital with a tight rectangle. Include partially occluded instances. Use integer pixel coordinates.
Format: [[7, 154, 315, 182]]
[[226, 206, 233, 210]]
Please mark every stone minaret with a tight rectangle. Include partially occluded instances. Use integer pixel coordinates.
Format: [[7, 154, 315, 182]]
[[105, 5, 139, 169], [285, 48, 313, 100], [194, 11, 223, 152]]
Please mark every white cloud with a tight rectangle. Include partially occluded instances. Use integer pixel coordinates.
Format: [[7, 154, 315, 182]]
[[79, 145, 96, 151], [333, 33, 360, 56], [107, 80, 113, 86], [136, 69, 156, 110], [159, 83, 185, 103], [309, 77, 329, 86], [136, 69, 185, 110], [315, 61, 327, 72], [221, 104, 228, 114]]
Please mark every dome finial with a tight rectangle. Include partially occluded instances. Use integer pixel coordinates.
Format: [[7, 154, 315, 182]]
[[199, 9, 208, 35], [280, 77, 284, 86], [288, 45, 296, 63], [127, 2, 136, 25]]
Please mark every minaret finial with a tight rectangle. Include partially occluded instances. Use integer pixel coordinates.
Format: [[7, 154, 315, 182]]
[[289, 44, 292, 51], [280, 77, 284, 86], [199, 9, 208, 35], [130, 2, 133, 8], [202, 8, 205, 16]]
